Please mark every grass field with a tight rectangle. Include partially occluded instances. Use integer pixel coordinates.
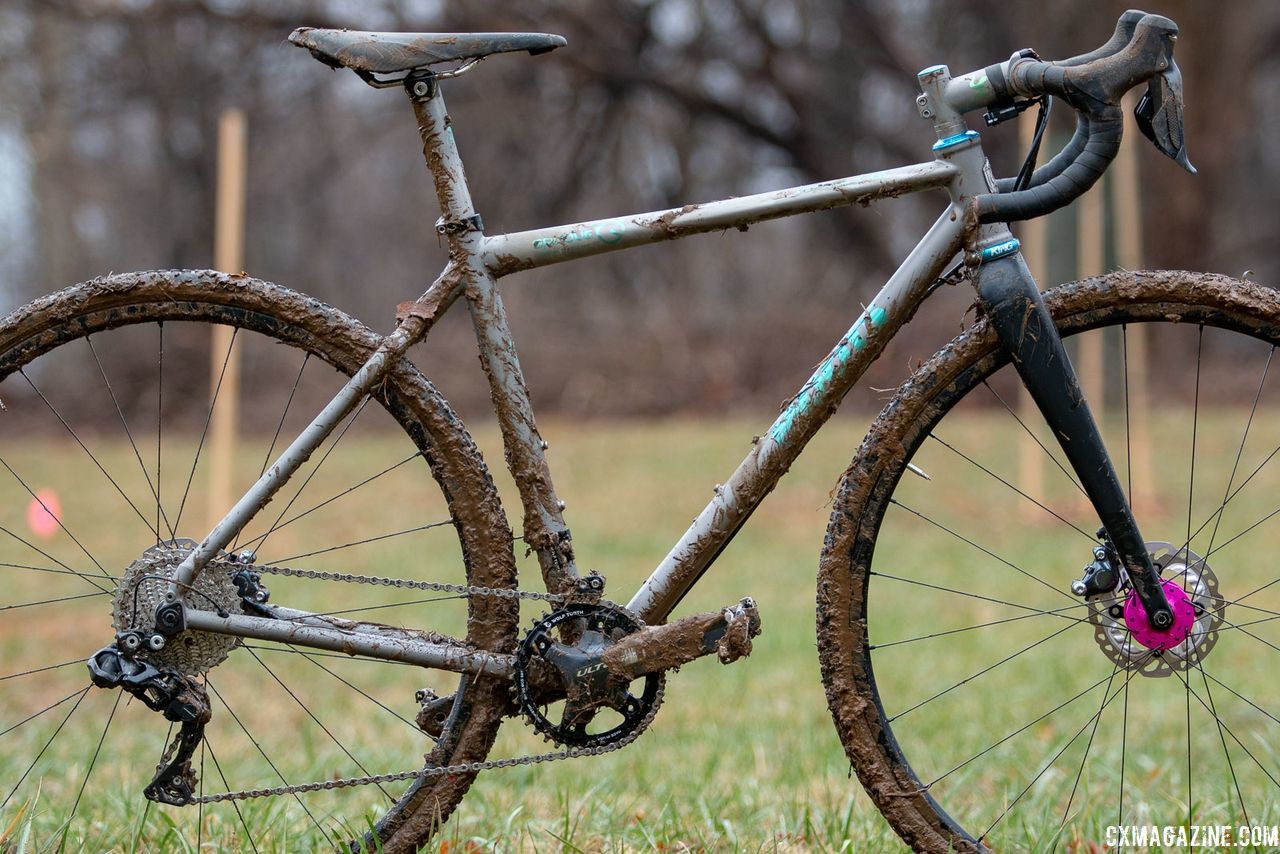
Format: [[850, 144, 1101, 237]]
[[2, 408, 1279, 852]]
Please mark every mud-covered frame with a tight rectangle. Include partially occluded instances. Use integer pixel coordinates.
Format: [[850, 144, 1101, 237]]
[[167, 44, 1178, 674]]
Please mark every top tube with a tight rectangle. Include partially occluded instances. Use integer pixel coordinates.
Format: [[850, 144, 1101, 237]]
[[481, 159, 957, 277]]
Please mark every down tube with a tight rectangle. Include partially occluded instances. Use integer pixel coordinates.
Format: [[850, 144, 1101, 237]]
[[627, 207, 965, 625]]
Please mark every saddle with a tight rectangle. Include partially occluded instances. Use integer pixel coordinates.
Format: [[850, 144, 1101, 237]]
[[289, 28, 566, 75]]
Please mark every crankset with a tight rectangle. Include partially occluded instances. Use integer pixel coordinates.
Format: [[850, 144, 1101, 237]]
[[514, 574, 762, 748]]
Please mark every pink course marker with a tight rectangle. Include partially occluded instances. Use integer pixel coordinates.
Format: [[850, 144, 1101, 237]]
[[26, 489, 62, 539]]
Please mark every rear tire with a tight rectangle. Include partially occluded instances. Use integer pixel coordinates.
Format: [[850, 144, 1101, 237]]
[[0, 271, 517, 853]]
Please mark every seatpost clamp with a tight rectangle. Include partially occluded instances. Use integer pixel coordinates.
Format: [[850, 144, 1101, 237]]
[[435, 213, 485, 236], [405, 69, 437, 102]]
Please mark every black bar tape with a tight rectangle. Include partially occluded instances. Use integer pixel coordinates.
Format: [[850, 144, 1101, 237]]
[[979, 109, 1120, 222], [995, 114, 1088, 193], [974, 13, 1177, 223]]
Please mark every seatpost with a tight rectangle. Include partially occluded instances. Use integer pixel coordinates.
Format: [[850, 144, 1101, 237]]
[[405, 71, 483, 238]]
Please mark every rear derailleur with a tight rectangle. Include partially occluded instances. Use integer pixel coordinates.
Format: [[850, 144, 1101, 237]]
[[87, 645, 210, 805], [513, 573, 762, 749]]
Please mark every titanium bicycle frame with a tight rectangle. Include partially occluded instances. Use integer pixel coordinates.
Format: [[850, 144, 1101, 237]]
[[166, 62, 1154, 678]]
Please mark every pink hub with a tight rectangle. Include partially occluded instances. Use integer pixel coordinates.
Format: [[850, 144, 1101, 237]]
[[1123, 579, 1197, 650]]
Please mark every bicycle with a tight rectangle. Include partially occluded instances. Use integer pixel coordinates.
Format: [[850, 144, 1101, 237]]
[[2, 9, 1274, 852]]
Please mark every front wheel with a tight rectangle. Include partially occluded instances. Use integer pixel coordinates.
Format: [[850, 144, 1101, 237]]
[[819, 271, 1280, 852], [0, 271, 518, 853]]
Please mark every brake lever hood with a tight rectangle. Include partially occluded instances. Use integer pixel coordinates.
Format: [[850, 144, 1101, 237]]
[[1134, 58, 1195, 173]]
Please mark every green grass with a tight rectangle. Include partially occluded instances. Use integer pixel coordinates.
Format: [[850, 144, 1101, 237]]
[[2, 411, 1279, 852]]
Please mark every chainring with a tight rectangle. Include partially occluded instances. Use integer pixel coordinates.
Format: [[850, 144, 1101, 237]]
[[514, 602, 663, 748], [111, 539, 244, 675]]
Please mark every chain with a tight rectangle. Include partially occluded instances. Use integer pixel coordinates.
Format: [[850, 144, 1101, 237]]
[[181, 559, 620, 804], [188, 670, 663, 805], [247, 560, 566, 604]]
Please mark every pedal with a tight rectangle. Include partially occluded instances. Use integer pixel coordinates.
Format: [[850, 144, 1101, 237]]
[[600, 597, 762, 679]]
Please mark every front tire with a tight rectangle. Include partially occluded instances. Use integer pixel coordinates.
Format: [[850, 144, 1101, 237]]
[[819, 271, 1280, 851]]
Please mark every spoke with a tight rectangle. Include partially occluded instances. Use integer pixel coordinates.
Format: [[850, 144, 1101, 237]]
[[1180, 437, 1280, 558], [1167, 660, 1280, 791], [0, 561, 117, 582], [279, 592, 467, 623], [242, 644, 421, 669], [173, 328, 239, 535], [205, 739, 261, 854], [59, 690, 122, 853], [1, 659, 83, 682], [257, 354, 309, 481], [929, 665, 1124, 786], [197, 741, 205, 853], [207, 681, 334, 848], [88, 333, 178, 555], [253, 396, 372, 556], [0, 524, 110, 591], [980, 662, 1144, 842], [1185, 652, 1192, 826], [21, 369, 159, 540], [871, 569, 1100, 622], [0, 453, 110, 575], [1185, 325, 1203, 555], [1, 590, 108, 612], [872, 600, 1098, 650], [1199, 668, 1280, 729], [1206, 507, 1280, 573], [1122, 325, 1132, 501], [242, 452, 422, 548], [1060, 660, 1122, 829], [278, 645, 421, 733], [928, 434, 1096, 542], [245, 647, 394, 802], [1118, 670, 1129, 828], [271, 519, 454, 563], [1203, 346, 1273, 560], [887, 620, 1082, 722], [0, 687, 89, 812], [982, 380, 1084, 497], [0, 687, 88, 739], [1194, 657, 1250, 827], [889, 499, 1080, 606], [156, 322, 163, 544]]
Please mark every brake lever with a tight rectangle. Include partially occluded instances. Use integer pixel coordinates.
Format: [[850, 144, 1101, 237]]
[[1135, 57, 1195, 173]]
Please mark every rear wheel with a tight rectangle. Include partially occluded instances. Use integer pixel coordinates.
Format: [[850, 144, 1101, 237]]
[[819, 271, 1280, 851], [0, 271, 517, 853]]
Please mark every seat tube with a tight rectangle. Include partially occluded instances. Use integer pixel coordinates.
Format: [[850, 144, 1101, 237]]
[[407, 75, 580, 596]]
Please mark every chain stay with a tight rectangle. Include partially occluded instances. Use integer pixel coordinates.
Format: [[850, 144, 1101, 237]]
[[181, 558, 586, 804]]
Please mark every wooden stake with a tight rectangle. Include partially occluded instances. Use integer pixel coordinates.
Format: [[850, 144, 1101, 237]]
[[1017, 110, 1047, 521], [209, 109, 246, 531]]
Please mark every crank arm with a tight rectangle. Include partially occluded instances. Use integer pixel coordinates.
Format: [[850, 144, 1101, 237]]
[[601, 597, 762, 680]]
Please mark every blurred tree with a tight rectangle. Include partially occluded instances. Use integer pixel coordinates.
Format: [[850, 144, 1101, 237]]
[[1, 0, 1275, 419]]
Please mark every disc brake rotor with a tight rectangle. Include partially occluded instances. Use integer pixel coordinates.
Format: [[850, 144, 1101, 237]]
[[1086, 542, 1225, 677]]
